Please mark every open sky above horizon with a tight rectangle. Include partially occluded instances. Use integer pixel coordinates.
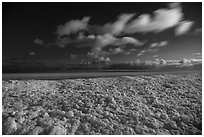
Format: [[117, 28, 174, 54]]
[[3, 2, 202, 65]]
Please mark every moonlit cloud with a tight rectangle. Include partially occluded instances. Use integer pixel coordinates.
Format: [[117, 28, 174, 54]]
[[163, 58, 202, 66], [70, 54, 77, 59], [124, 48, 137, 55], [110, 47, 124, 54], [168, 2, 181, 8], [87, 52, 111, 62], [124, 3, 183, 34], [116, 37, 143, 46], [194, 28, 202, 35], [192, 52, 201, 55], [130, 48, 136, 52], [153, 55, 158, 58], [150, 43, 157, 48], [33, 38, 44, 45], [179, 58, 190, 64], [56, 17, 90, 36], [150, 41, 168, 48], [134, 59, 141, 64], [106, 13, 135, 35], [90, 13, 135, 35], [137, 50, 146, 56], [55, 33, 143, 57], [29, 51, 35, 55], [147, 48, 159, 52], [54, 2, 187, 38], [98, 56, 111, 62], [175, 21, 194, 35], [160, 59, 167, 65], [40, 2, 196, 59], [190, 58, 202, 64], [130, 57, 201, 67], [159, 41, 168, 47]]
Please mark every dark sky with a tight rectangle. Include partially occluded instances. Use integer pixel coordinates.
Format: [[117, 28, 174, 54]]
[[3, 2, 202, 65]]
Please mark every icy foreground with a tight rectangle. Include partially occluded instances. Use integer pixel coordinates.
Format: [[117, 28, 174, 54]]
[[2, 73, 202, 135]]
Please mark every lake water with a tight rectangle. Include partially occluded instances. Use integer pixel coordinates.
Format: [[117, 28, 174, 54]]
[[2, 69, 201, 80]]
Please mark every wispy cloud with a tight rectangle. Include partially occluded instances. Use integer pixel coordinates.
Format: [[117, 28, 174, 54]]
[[153, 55, 159, 58], [124, 3, 182, 34], [33, 38, 44, 45], [150, 41, 168, 48], [70, 54, 77, 59], [189, 58, 202, 63], [115, 37, 143, 46], [192, 52, 201, 55], [53, 2, 187, 39], [175, 21, 194, 36], [87, 52, 111, 62], [36, 2, 195, 58], [137, 50, 146, 56], [55, 33, 143, 57], [109, 47, 124, 54], [147, 48, 159, 52], [55, 3, 186, 37], [165, 58, 202, 66], [131, 57, 202, 67], [56, 17, 90, 36], [29, 51, 35, 56], [89, 13, 135, 35], [194, 28, 202, 35]]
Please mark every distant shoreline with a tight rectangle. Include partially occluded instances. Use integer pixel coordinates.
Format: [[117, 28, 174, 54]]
[[2, 69, 201, 80]]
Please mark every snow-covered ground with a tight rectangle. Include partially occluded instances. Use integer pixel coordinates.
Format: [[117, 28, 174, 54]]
[[2, 73, 202, 135]]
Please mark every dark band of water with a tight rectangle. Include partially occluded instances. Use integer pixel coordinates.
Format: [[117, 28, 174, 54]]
[[2, 70, 201, 80]]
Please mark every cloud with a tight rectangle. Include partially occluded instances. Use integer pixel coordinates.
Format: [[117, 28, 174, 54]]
[[179, 58, 190, 64], [55, 2, 186, 37], [87, 52, 111, 63], [189, 58, 202, 64], [123, 48, 137, 55], [98, 56, 111, 63], [105, 14, 135, 35], [110, 47, 124, 54], [55, 33, 143, 57], [160, 59, 167, 65], [89, 13, 135, 35], [194, 28, 202, 35], [33, 38, 44, 45], [29, 51, 35, 55], [70, 54, 77, 59], [168, 2, 181, 8], [178, 58, 202, 66], [124, 3, 183, 34], [175, 21, 194, 35], [159, 41, 168, 47], [131, 57, 202, 67], [39, 2, 195, 59], [147, 48, 159, 52], [153, 55, 159, 58], [137, 50, 146, 56], [129, 48, 136, 52], [192, 52, 201, 55], [166, 59, 181, 65], [56, 17, 90, 36], [150, 41, 168, 48], [164, 58, 202, 66], [150, 43, 158, 48], [134, 59, 141, 65], [115, 37, 143, 46], [144, 60, 154, 65]]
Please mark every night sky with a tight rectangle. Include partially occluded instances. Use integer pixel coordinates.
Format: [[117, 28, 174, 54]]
[[3, 2, 202, 66]]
